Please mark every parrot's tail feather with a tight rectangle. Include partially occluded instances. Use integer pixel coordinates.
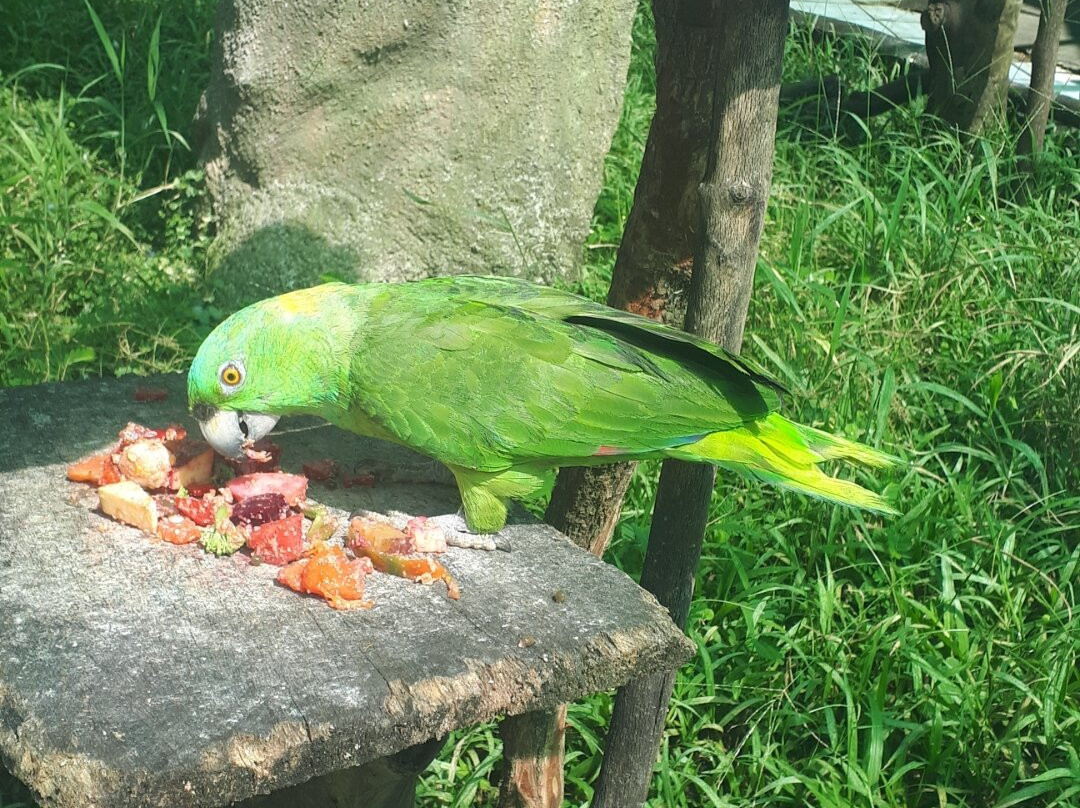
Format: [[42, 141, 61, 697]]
[[674, 414, 899, 515], [790, 421, 899, 469]]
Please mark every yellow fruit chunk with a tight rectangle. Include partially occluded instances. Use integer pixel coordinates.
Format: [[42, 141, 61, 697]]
[[98, 481, 159, 535]]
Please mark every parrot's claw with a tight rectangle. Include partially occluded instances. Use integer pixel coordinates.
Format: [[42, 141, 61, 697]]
[[347, 510, 511, 552], [427, 513, 511, 552]]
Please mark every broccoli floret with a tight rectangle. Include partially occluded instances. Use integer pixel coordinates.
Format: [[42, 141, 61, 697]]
[[200, 503, 246, 556]]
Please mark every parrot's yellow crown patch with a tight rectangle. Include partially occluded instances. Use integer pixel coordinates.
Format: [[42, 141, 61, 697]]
[[266, 286, 334, 318]]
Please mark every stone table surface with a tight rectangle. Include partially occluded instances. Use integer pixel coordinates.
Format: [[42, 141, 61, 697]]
[[0, 374, 692, 808]]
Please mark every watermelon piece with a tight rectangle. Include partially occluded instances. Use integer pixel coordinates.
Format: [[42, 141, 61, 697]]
[[247, 514, 305, 565], [175, 495, 223, 527], [227, 473, 308, 507], [406, 517, 448, 554]]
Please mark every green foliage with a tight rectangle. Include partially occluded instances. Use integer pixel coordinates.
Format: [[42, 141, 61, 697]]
[[3, 2, 1080, 808], [0, 0, 217, 387]]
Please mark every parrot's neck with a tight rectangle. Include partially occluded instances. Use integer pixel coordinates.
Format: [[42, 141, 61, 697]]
[[309, 284, 400, 445]]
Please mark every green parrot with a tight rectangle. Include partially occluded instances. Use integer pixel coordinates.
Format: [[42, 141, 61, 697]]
[[188, 276, 896, 540]]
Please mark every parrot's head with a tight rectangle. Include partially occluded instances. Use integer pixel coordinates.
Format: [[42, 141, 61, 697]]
[[187, 284, 352, 459]]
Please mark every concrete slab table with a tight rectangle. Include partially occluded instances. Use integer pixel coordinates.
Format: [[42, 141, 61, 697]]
[[0, 374, 693, 808]]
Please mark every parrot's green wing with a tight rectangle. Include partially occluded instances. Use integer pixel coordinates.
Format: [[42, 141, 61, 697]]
[[347, 277, 784, 473], [423, 276, 786, 399]]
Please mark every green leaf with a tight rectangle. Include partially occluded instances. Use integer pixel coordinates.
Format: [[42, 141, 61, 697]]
[[74, 199, 138, 246], [402, 188, 432, 206], [905, 381, 988, 420], [84, 0, 123, 83], [63, 346, 96, 366], [147, 13, 162, 101], [987, 370, 1003, 414]]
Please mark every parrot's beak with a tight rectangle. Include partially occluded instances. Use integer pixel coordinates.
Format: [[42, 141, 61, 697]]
[[195, 407, 279, 460]]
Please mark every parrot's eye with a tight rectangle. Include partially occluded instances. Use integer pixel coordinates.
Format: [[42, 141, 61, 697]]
[[218, 360, 245, 392]]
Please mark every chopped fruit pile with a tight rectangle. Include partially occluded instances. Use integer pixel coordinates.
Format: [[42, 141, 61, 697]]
[[66, 423, 460, 608]]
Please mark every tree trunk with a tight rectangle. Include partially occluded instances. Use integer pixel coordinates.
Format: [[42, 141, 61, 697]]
[[494, 2, 725, 803], [593, 2, 790, 806], [1019, 0, 1068, 157], [921, 0, 1023, 134]]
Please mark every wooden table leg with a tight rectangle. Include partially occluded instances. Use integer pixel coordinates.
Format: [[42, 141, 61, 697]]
[[496, 706, 567, 808], [238, 736, 445, 808]]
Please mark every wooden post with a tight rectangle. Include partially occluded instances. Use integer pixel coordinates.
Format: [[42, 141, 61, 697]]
[[1019, 0, 1068, 157], [495, 2, 723, 804], [593, 2, 790, 805]]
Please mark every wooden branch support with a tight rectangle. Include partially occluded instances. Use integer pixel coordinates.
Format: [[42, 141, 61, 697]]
[[496, 707, 568, 808], [592, 1, 791, 805], [493, 0, 728, 802], [1020, 0, 1070, 156], [235, 736, 445, 808]]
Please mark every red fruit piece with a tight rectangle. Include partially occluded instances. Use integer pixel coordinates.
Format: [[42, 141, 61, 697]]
[[223, 439, 281, 474], [118, 422, 187, 445], [184, 483, 216, 498], [175, 496, 222, 527], [67, 451, 122, 486], [133, 387, 168, 402], [302, 459, 339, 481], [232, 493, 290, 527], [248, 514, 305, 565], [406, 517, 448, 554], [227, 473, 308, 507], [151, 424, 187, 442], [157, 514, 202, 545], [118, 422, 159, 445]]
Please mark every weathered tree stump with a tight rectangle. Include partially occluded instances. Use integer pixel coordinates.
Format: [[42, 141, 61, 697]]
[[922, 0, 1023, 133], [0, 374, 693, 808]]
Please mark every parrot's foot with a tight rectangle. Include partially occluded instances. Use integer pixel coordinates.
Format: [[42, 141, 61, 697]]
[[427, 513, 511, 552], [347, 510, 511, 552]]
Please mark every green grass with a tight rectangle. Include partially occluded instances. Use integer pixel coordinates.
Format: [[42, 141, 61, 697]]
[[0, 0, 217, 387], [3, 2, 1080, 808]]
